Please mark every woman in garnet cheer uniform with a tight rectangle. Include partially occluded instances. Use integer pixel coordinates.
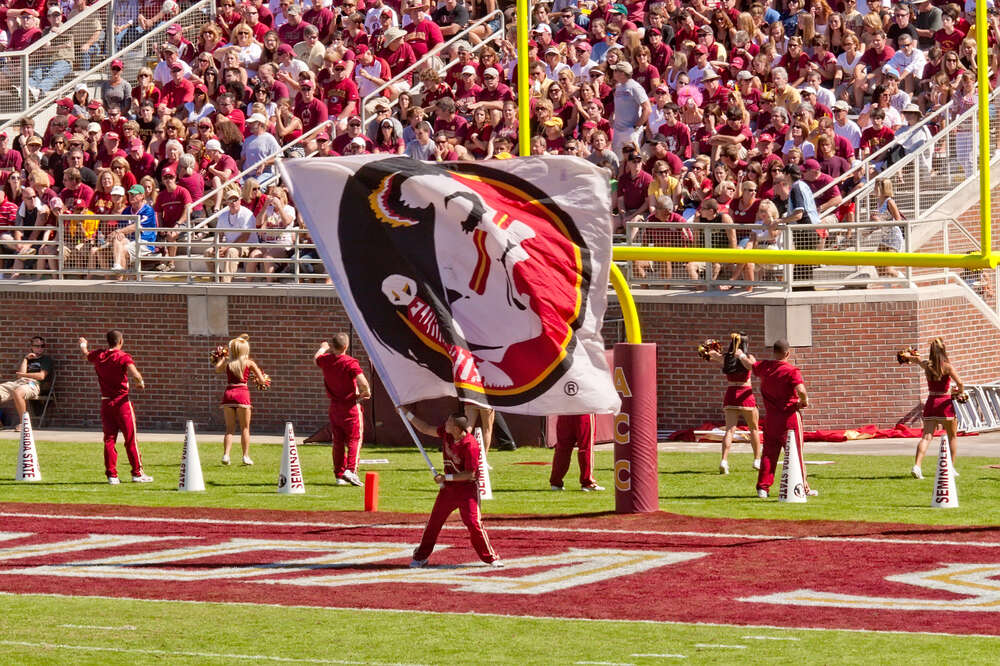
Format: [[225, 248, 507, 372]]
[[706, 332, 762, 474], [403, 408, 503, 569], [213, 334, 268, 466], [79, 330, 153, 484], [901, 338, 965, 480]]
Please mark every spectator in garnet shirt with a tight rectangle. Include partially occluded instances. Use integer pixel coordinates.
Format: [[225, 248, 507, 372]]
[[293, 79, 329, 133], [161, 63, 195, 111], [324, 61, 360, 134], [60, 168, 95, 209], [401, 0, 443, 59], [126, 138, 157, 181], [859, 108, 895, 163], [277, 4, 311, 45], [152, 171, 191, 271], [0, 133, 24, 174]]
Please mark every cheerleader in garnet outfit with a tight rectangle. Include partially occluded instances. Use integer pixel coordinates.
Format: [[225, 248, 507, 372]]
[[901, 338, 965, 480], [707, 333, 762, 474], [213, 334, 269, 467]]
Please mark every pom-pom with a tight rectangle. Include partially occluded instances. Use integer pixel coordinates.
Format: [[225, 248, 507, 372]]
[[896, 346, 918, 364], [697, 339, 721, 361], [253, 373, 271, 391], [209, 345, 229, 364], [952, 388, 969, 404]]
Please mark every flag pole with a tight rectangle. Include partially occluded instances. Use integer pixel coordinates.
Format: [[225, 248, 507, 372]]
[[397, 406, 440, 477]]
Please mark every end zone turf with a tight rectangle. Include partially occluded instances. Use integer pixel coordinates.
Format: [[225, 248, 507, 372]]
[[2, 502, 999, 636]]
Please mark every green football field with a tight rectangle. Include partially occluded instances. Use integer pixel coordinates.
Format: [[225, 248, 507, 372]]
[[1, 438, 999, 664]]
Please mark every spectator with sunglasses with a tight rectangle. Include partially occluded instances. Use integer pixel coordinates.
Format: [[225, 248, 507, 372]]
[[0, 337, 53, 430]]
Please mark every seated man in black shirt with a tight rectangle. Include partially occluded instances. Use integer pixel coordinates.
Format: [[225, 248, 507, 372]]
[[0, 336, 54, 429]]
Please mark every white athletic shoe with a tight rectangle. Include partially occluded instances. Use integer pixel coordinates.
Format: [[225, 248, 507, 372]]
[[581, 483, 605, 492], [336, 477, 349, 486], [131, 473, 154, 483], [489, 559, 505, 568], [911, 464, 923, 480], [953, 468, 960, 477], [806, 488, 819, 497], [221, 454, 230, 465], [550, 484, 564, 491], [719, 460, 730, 475], [409, 558, 427, 568], [753, 458, 761, 470], [757, 489, 768, 499], [108, 476, 120, 485], [241, 455, 254, 466], [111, 263, 124, 272], [341, 470, 363, 486]]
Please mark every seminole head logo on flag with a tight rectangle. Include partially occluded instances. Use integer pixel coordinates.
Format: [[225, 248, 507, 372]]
[[279, 156, 620, 415]]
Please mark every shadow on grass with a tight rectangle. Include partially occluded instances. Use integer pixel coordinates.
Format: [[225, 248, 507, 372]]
[[0, 481, 107, 487], [659, 470, 720, 475]]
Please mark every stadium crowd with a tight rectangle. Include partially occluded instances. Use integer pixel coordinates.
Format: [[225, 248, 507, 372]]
[[0, 0, 991, 282]]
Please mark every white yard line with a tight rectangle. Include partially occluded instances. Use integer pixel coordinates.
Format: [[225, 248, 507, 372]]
[[3, 591, 999, 639], [693, 644, 747, 649], [630, 653, 687, 659], [741, 635, 800, 641], [2, 511, 999, 548], [58, 624, 136, 631], [0, 640, 424, 665]]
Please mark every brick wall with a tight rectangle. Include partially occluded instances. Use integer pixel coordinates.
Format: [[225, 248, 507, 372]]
[[0, 288, 362, 435], [635, 287, 1000, 430], [3, 284, 998, 437]]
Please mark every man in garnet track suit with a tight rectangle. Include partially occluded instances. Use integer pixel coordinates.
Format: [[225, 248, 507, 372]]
[[403, 409, 502, 568], [79, 330, 152, 484], [314, 332, 371, 486], [549, 414, 604, 492], [736, 338, 811, 498]]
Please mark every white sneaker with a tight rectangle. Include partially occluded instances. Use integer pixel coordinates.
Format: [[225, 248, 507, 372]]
[[241, 455, 254, 466], [111, 263, 124, 272], [806, 488, 819, 497], [581, 483, 605, 492], [131, 473, 154, 483], [550, 484, 564, 491], [489, 559, 505, 568], [719, 460, 730, 475], [953, 468, 960, 477], [222, 454, 230, 465], [336, 477, 349, 486], [108, 476, 120, 485], [757, 489, 768, 498], [341, 470, 363, 486], [28, 86, 40, 101], [409, 558, 427, 568], [911, 464, 923, 479], [753, 458, 761, 470]]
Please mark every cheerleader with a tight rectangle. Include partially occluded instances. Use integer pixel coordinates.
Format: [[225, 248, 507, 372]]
[[212, 334, 269, 466], [901, 338, 965, 479], [706, 333, 762, 474]]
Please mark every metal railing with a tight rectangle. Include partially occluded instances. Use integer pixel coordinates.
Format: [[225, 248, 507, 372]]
[[187, 119, 334, 215], [0, 0, 216, 133], [359, 9, 505, 126], [817, 87, 1000, 229], [0, 216, 327, 284], [618, 218, 974, 291], [0, 0, 114, 118]]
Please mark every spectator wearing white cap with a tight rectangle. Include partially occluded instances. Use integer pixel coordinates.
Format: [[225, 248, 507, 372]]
[[203, 139, 239, 211], [240, 113, 281, 181], [831, 100, 862, 150], [543, 46, 570, 80], [610, 61, 650, 157], [206, 186, 257, 283], [895, 103, 933, 174], [886, 34, 927, 95], [469, 67, 514, 125]]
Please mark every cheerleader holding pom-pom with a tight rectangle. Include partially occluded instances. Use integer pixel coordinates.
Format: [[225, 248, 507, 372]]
[[213, 334, 270, 466], [898, 338, 965, 479], [701, 333, 762, 474]]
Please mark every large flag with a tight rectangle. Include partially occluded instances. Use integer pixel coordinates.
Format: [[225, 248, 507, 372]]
[[279, 156, 621, 415]]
